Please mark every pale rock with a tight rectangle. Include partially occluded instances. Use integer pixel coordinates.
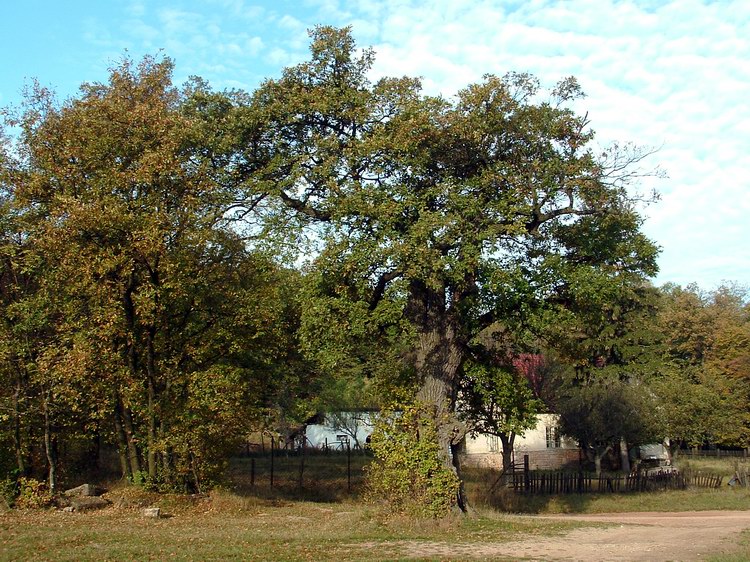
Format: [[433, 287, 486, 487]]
[[142, 507, 161, 518]]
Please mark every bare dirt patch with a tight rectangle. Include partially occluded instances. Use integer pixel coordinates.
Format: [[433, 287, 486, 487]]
[[385, 511, 750, 561]]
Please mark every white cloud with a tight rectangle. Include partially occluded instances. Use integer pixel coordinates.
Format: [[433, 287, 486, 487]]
[[69, 0, 750, 288]]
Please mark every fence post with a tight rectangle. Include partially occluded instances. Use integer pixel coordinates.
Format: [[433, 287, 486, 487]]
[[271, 435, 274, 488], [251, 457, 255, 487], [523, 455, 530, 493], [298, 437, 306, 490], [347, 441, 352, 493]]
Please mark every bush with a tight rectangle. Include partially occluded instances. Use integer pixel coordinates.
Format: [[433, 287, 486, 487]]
[[0, 473, 19, 507], [364, 403, 460, 518], [15, 477, 53, 509]]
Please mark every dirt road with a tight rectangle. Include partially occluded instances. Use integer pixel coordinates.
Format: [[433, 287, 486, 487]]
[[398, 510, 750, 561]]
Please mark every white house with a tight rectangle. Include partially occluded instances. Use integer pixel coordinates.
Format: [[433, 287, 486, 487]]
[[305, 411, 377, 450], [304, 410, 580, 470], [461, 413, 580, 470]]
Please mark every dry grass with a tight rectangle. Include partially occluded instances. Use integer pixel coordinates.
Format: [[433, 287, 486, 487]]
[[3, 457, 750, 561], [0, 483, 586, 562]]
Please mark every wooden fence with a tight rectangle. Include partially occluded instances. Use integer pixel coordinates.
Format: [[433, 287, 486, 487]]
[[506, 455, 723, 495], [678, 448, 749, 460]]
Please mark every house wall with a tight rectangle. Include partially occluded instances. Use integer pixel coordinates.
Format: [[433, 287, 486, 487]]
[[305, 412, 376, 450], [461, 413, 579, 470]]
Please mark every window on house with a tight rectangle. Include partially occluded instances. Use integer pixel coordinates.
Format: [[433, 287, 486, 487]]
[[487, 435, 500, 453], [545, 426, 561, 448]]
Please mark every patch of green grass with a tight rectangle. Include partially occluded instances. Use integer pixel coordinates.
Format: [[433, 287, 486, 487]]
[[674, 456, 748, 478], [474, 484, 750, 514], [463, 463, 750, 514], [4, 457, 750, 561]]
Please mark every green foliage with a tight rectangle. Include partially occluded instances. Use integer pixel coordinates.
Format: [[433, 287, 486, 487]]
[[14, 477, 53, 509], [0, 27, 680, 508], [365, 403, 460, 518], [0, 54, 319, 492], [653, 283, 750, 448], [458, 355, 541, 446], [555, 375, 661, 453], [0, 473, 19, 507], [231, 28, 662, 508]]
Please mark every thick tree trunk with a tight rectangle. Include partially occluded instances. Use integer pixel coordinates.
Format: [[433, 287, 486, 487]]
[[594, 446, 611, 475], [145, 327, 158, 482], [121, 403, 142, 477], [88, 428, 101, 472], [42, 392, 57, 493], [113, 396, 132, 480], [499, 433, 516, 473], [408, 280, 469, 512], [13, 374, 26, 475], [122, 275, 143, 479], [620, 437, 631, 473]]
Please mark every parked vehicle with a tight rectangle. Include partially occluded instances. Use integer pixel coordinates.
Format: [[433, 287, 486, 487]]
[[630, 443, 671, 469]]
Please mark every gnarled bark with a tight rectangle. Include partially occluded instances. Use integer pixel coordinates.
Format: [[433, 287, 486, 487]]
[[409, 280, 470, 511]]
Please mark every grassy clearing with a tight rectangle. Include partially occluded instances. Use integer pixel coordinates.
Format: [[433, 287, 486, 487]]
[[0, 488, 585, 562], [463, 461, 750, 515], [3, 456, 750, 561], [479, 486, 750, 514], [674, 455, 749, 478], [465, 458, 750, 514]]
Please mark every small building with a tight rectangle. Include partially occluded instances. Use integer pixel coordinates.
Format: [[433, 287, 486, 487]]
[[305, 411, 376, 451], [461, 413, 580, 470]]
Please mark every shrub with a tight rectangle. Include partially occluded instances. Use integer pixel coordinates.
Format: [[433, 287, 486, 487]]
[[364, 403, 460, 518], [0, 473, 19, 507], [15, 477, 53, 509]]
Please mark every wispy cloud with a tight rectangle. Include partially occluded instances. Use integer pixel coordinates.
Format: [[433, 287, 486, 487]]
[[57, 0, 750, 287]]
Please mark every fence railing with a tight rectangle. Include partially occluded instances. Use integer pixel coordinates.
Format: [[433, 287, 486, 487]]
[[506, 455, 724, 495], [677, 449, 749, 460], [228, 446, 372, 500]]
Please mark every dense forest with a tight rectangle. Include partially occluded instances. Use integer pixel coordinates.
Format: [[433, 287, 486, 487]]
[[1, 27, 747, 514]]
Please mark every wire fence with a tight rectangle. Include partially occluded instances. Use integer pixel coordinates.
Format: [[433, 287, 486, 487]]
[[676, 448, 749, 460], [228, 445, 373, 501]]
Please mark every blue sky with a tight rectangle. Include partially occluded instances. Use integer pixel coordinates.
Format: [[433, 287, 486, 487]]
[[2, 0, 748, 289]]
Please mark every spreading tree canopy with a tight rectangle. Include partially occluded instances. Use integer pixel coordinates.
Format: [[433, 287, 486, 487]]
[[217, 27, 659, 511], [0, 56, 314, 492], [0, 26, 662, 509]]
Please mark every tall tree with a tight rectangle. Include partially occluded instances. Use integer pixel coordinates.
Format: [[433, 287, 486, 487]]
[[457, 357, 541, 472], [653, 284, 750, 450], [1, 56, 307, 491], [224, 27, 659, 510]]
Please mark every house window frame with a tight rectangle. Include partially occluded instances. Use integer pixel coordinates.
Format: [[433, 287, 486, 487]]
[[545, 426, 561, 449]]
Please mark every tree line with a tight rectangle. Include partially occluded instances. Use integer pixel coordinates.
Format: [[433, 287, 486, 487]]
[[463, 282, 749, 476], [0, 27, 746, 513]]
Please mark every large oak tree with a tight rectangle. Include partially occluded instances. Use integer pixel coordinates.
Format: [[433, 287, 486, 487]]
[[222, 27, 659, 510]]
